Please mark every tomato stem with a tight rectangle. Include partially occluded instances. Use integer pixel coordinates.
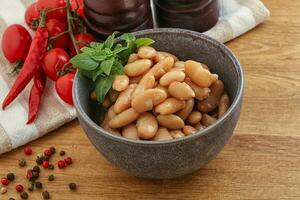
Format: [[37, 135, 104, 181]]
[[46, 6, 67, 14], [39, 11, 47, 27], [66, 0, 79, 54], [49, 30, 70, 41]]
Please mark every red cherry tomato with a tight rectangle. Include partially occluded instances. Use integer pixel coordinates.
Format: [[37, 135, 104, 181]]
[[1, 24, 32, 63], [46, 19, 70, 50], [71, 0, 84, 17], [25, 3, 40, 30], [43, 48, 70, 81], [56, 73, 74, 105], [69, 33, 96, 56], [36, 0, 67, 22]]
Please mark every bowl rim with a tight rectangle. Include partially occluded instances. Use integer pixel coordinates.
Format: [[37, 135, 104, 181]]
[[73, 28, 244, 147]]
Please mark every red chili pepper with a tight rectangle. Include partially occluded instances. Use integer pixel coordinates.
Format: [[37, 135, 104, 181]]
[[2, 13, 48, 110], [27, 67, 47, 124]]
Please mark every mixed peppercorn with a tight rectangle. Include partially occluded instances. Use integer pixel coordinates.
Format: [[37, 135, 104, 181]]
[[0, 146, 77, 199]]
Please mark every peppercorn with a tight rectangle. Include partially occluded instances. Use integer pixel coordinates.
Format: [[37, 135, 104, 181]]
[[0, 187, 7, 194], [35, 181, 43, 189], [50, 146, 56, 154], [44, 149, 52, 157], [1, 177, 9, 186], [16, 184, 24, 192], [59, 150, 65, 156], [64, 157, 73, 165], [26, 170, 34, 181], [42, 161, 49, 169], [20, 191, 28, 199], [36, 156, 44, 165], [7, 173, 15, 181], [32, 171, 39, 180], [19, 158, 27, 167], [28, 184, 34, 192], [44, 156, 50, 161], [48, 174, 54, 182], [23, 147, 32, 155], [9, 198, 16, 200], [42, 191, 50, 199], [57, 160, 66, 169], [68, 183, 77, 190], [33, 166, 40, 173], [48, 164, 55, 170]]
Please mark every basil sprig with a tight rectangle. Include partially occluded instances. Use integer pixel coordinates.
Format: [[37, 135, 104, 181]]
[[70, 33, 155, 103]]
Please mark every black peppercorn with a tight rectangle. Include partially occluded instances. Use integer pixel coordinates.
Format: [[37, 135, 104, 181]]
[[28, 185, 34, 192], [36, 157, 44, 165], [68, 183, 77, 190], [44, 156, 50, 161], [48, 174, 54, 182], [32, 171, 39, 180], [33, 166, 40, 173], [7, 172, 15, 181], [50, 146, 56, 154], [20, 191, 28, 199], [9, 198, 16, 200], [35, 181, 43, 189], [19, 159, 27, 167], [48, 164, 55, 170], [42, 191, 50, 199], [59, 150, 65, 156]]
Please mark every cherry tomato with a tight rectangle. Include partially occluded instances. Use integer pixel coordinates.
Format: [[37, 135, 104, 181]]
[[25, 3, 40, 30], [71, 0, 84, 17], [56, 73, 74, 105], [47, 19, 69, 50], [69, 33, 96, 56], [43, 48, 70, 81], [36, 0, 67, 22], [1, 24, 32, 63]]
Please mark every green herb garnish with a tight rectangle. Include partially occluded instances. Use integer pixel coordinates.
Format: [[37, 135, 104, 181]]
[[70, 32, 155, 103]]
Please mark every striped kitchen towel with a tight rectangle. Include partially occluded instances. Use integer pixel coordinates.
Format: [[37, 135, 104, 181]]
[[0, 0, 269, 155]]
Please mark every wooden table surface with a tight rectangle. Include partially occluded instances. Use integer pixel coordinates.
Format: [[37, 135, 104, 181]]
[[1, 0, 300, 199]]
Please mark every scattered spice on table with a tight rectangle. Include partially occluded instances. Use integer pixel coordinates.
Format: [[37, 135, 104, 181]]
[[59, 150, 66, 156], [23, 147, 33, 155], [48, 174, 55, 182], [50, 147, 56, 154], [35, 181, 43, 189], [20, 191, 29, 199], [19, 159, 27, 167], [69, 183, 77, 190], [42, 191, 50, 199], [57, 160, 66, 168], [0, 187, 7, 194], [16, 184, 24, 193], [1, 177, 9, 186], [7, 173, 15, 181]]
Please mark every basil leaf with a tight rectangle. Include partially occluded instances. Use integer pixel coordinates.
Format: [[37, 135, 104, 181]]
[[81, 47, 94, 54], [91, 51, 107, 61], [118, 41, 136, 65], [121, 33, 136, 43], [100, 57, 115, 75], [92, 68, 103, 82], [104, 31, 118, 49], [70, 53, 99, 71], [78, 69, 93, 79], [90, 42, 104, 50], [113, 46, 128, 54], [95, 76, 113, 103], [135, 38, 155, 48], [111, 60, 124, 75]]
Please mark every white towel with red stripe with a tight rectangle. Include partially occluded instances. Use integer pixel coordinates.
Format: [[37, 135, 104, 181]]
[[0, 0, 270, 154]]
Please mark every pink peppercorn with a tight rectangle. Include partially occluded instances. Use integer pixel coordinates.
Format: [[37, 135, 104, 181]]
[[44, 149, 52, 157], [57, 160, 66, 168], [1, 177, 9, 186], [23, 146, 32, 155], [16, 184, 24, 192], [42, 161, 49, 169], [64, 157, 72, 165]]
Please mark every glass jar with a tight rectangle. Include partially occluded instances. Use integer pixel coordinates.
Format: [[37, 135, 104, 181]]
[[153, 0, 219, 32], [83, 0, 153, 40]]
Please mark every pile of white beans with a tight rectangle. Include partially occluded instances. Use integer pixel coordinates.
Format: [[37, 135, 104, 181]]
[[91, 45, 230, 141]]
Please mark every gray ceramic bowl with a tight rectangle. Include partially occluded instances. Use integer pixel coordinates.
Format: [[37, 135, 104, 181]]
[[73, 28, 244, 179]]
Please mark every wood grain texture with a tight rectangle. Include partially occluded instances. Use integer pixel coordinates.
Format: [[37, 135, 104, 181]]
[[0, 0, 300, 199]]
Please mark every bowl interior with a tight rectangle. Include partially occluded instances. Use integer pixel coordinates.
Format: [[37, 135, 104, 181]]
[[74, 28, 243, 141]]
